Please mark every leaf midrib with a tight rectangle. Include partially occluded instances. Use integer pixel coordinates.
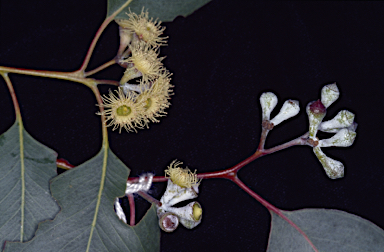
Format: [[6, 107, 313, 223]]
[[18, 119, 25, 242], [86, 144, 108, 252]]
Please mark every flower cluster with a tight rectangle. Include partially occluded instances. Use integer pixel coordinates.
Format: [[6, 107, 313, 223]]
[[98, 9, 172, 133], [259, 83, 357, 179], [306, 83, 357, 179], [157, 160, 202, 232]]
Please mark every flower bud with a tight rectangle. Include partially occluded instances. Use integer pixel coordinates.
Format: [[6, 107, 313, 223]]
[[318, 128, 356, 148], [306, 100, 326, 138], [260, 92, 278, 120], [270, 100, 300, 126], [158, 212, 179, 232], [318, 110, 355, 132], [313, 146, 344, 179], [116, 23, 133, 52], [321, 83, 339, 108], [163, 202, 202, 229]]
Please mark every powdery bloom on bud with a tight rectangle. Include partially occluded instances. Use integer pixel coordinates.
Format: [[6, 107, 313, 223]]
[[313, 146, 344, 179], [260, 92, 278, 120], [318, 128, 356, 148], [165, 160, 200, 188], [306, 100, 326, 139], [270, 100, 300, 126], [160, 179, 198, 206], [321, 83, 340, 108], [115, 8, 167, 48], [97, 88, 144, 133], [121, 41, 164, 84], [162, 202, 202, 229], [319, 110, 355, 133]]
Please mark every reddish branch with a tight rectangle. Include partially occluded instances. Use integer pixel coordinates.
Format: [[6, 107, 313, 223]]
[[127, 194, 135, 226]]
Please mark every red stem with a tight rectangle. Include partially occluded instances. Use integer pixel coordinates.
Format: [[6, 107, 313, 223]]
[[232, 176, 318, 252], [127, 194, 135, 226], [78, 0, 133, 73]]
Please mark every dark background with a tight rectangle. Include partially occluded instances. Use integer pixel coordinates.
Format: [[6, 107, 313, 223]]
[[1, 1, 383, 251]]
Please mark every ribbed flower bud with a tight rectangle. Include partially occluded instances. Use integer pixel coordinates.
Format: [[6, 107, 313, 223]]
[[270, 100, 300, 126], [306, 100, 326, 138], [260, 92, 278, 120], [321, 83, 340, 108], [318, 128, 356, 147], [313, 146, 344, 179], [318, 110, 355, 133]]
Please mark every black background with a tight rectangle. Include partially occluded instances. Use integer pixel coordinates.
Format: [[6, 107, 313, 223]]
[[1, 1, 384, 251]]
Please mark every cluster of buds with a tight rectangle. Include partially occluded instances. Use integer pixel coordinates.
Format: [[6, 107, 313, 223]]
[[306, 83, 357, 179], [157, 160, 203, 232], [98, 9, 173, 133], [259, 83, 357, 179], [259, 92, 300, 129]]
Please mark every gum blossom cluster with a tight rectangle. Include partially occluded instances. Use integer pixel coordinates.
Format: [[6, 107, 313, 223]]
[[260, 83, 357, 179], [98, 9, 173, 133], [156, 160, 202, 232]]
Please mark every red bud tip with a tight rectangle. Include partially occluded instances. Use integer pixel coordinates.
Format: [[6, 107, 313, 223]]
[[309, 100, 326, 114]]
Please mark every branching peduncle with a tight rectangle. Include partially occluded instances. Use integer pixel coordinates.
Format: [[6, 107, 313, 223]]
[[78, 0, 133, 73]]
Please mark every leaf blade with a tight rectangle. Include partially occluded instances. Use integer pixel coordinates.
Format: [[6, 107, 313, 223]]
[[107, 0, 211, 22], [0, 122, 60, 245], [268, 209, 384, 252], [4, 147, 160, 252]]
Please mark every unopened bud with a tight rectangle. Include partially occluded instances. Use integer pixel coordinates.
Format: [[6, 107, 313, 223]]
[[321, 83, 340, 108], [260, 92, 278, 120], [270, 100, 300, 126], [313, 146, 344, 179], [318, 128, 356, 147], [319, 110, 355, 132], [307, 100, 326, 138], [116, 24, 133, 51], [158, 212, 179, 232]]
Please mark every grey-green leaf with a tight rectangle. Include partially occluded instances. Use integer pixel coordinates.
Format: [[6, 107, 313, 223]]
[[108, 0, 211, 22], [0, 122, 59, 246], [4, 147, 160, 252], [268, 209, 384, 251]]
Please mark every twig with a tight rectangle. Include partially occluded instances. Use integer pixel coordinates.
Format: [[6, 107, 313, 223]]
[[137, 191, 161, 207], [127, 194, 135, 226], [78, 0, 133, 72], [85, 59, 117, 77]]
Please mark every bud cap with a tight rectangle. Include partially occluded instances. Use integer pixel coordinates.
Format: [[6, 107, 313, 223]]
[[318, 128, 356, 147], [313, 146, 344, 179], [306, 100, 327, 138], [270, 100, 300, 126], [321, 83, 340, 108], [319, 110, 355, 132], [260, 92, 278, 120]]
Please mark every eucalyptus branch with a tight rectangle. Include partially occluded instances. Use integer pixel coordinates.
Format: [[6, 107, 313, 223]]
[[0, 66, 95, 88], [0, 73, 20, 119], [127, 194, 136, 226], [137, 191, 162, 207], [84, 59, 117, 77], [78, 0, 133, 73], [231, 176, 319, 252]]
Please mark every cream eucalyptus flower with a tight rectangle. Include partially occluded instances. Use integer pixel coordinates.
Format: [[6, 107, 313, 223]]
[[97, 88, 144, 133]]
